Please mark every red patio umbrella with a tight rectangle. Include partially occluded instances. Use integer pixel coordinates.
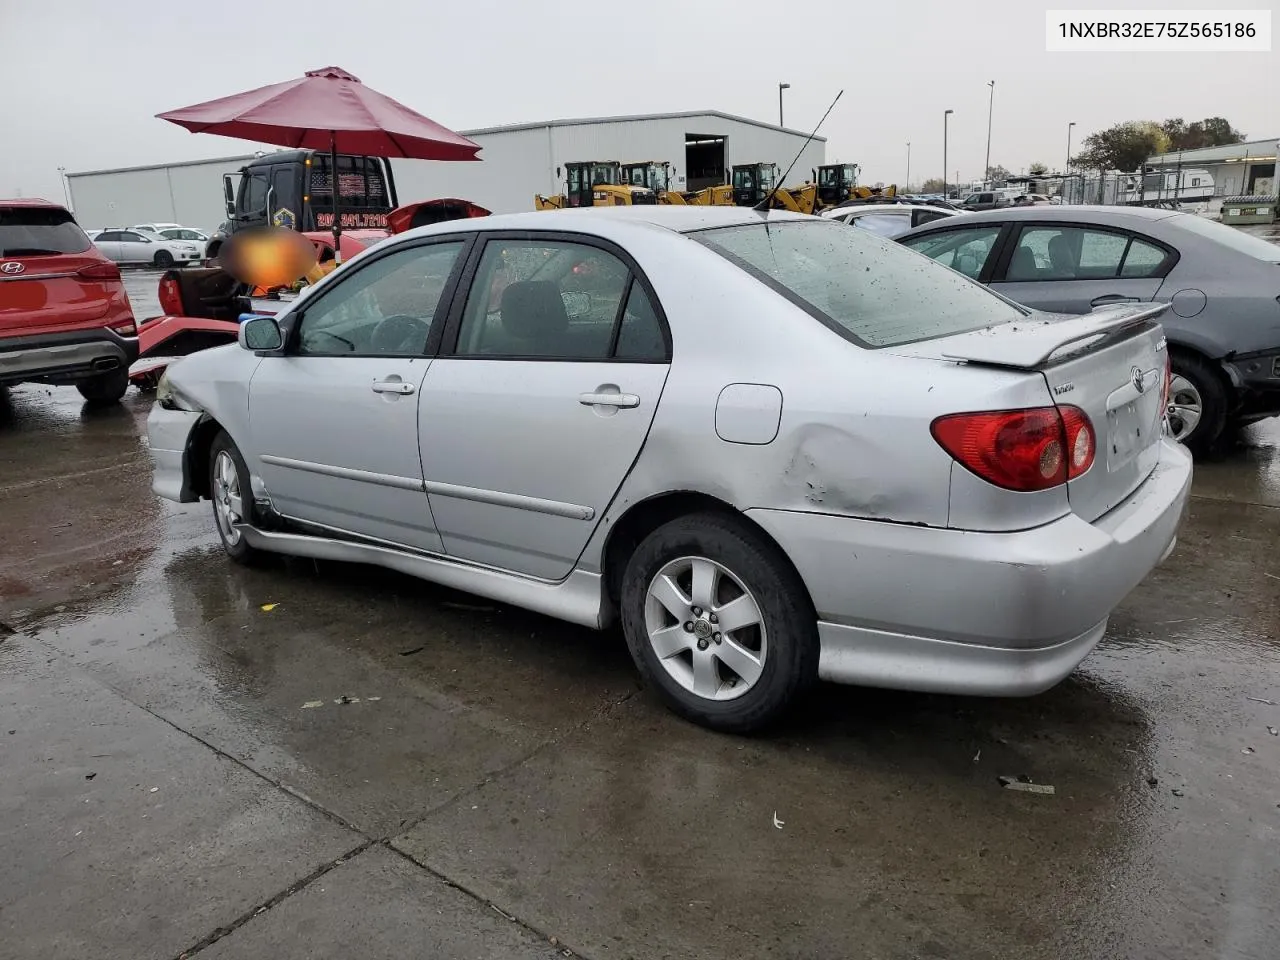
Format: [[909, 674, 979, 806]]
[[158, 67, 481, 256]]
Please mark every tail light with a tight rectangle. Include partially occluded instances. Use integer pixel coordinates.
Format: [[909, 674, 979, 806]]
[[77, 262, 121, 281], [931, 405, 1095, 492], [158, 275, 184, 316], [110, 320, 137, 337]]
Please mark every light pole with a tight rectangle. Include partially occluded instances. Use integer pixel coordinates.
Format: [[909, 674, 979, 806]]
[[905, 141, 911, 191], [1065, 121, 1076, 203], [984, 81, 995, 183], [943, 109, 953, 199], [56, 166, 70, 210], [778, 82, 790, 127]]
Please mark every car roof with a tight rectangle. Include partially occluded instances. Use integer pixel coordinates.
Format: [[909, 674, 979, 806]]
[[930, 204, 1182, 225], [0, 198, 66, 210], [402, 205, 815, 242]]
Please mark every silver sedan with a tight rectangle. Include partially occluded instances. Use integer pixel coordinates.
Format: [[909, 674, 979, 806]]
[[147, 207, 1191, 733]]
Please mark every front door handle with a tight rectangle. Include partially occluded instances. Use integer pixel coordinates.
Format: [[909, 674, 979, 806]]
[[1091, 294, 1141, 307], [372, 379, 415, 395], [579, 391, 639, 408]]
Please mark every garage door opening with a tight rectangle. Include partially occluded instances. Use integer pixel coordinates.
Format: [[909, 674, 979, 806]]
[[685, 134, 726, 192]]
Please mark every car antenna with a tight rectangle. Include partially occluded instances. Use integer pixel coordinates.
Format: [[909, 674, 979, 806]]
[[754, 89, 844, 212]]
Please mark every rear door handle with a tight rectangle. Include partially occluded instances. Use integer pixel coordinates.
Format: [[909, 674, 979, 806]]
[[579, 391, 639, 408], [1091, 294, 1140, 307], [372, 379, 415, 395]]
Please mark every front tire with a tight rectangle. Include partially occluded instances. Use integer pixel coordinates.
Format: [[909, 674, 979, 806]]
[[208, 431, 264, 565], [1169, 351, 1227, 456], [620, 512, 818, 734], [76, 369, 129, 404], [153, 249, 174, 268]]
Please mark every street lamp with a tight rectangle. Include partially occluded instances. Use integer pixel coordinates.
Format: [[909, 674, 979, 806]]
[[984, 81, 995, 183], [905, 141, 911, 191], [56, 166, 70, 210], [778, 82, 790, 127], [943, 109, 954, 199]]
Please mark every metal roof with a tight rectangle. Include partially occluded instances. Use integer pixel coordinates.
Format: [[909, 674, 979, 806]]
[[67, 110, 824, 179], [1147, 138, 1279, 166]]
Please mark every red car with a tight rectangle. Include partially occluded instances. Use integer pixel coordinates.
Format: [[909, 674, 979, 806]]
[[0, 199, 139, 403]]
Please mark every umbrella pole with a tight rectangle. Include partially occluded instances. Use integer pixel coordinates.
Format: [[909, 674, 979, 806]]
[[330, 131, 342, 263]]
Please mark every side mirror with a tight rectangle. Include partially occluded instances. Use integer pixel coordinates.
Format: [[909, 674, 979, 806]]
[[560, 291, 591, 320], [239, 315, 283, 352], [222, 174, 235, 217]]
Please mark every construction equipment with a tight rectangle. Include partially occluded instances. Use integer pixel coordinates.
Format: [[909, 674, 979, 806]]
[[535, 161, 657, 210], [731, 163, 779, 206]]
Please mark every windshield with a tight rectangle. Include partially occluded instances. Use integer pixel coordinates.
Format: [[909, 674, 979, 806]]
[[646, 164, 669, 192], [1171, 213, 1280, 263], [694, 219, 1023, 348], [0, 207, 91, 256], [591, 164, 618, 186]]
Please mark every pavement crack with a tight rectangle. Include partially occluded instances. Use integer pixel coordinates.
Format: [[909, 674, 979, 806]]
[[1189, 493, 1280, 510], [170, 840, 376, 960]]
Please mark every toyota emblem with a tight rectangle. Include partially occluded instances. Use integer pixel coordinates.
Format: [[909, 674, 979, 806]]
[[1131, 366, 1146, 393], [0, 262, 24, 275]]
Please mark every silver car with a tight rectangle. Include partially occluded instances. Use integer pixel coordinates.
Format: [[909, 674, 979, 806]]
[[899, 205, 1280, 454], [91, 229, 201, 268], [147, 207, 1191, 733]]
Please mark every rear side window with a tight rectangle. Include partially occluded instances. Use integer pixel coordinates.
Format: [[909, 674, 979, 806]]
[[901, 225, 1003, 280], [1004, 226, 1169, 281], [0, 207, 90, 256], [696, 220, 1022, 348]]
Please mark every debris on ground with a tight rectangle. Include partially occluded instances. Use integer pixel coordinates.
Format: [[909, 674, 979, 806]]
[[335, 695, 358, 705], [1145, 775, 1159, 788], [772, 811, 785, 829], [301, 700, 324, 709], [1242, 746, 1255, 755], [85, 772, 96, 781], [260, 603, 279, 612], [1246, 697, 1276, 705], [149, 787, 159, 793], [972, 748, 981, 763], [1172, 788, 1185, 797], [998, 775, 1055, 795], [399, 645, 426, 656], [1269, 727, 1278, 737]]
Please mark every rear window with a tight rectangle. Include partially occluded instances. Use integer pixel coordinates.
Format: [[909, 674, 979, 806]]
[[694, 219, 1023, 348], [1169, 213, 1280, 263], [0, 207, 91, 256]]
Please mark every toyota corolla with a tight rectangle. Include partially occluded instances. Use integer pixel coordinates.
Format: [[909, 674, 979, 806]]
[[147, 207, 1191, 733]]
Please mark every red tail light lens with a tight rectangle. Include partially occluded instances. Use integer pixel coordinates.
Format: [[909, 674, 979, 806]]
[[158, 275, 183, 316], [931, 405, 1095, 492], [78, 262, 121, 281]]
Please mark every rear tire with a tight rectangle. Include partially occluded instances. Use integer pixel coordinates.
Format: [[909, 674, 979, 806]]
[[153, 249, 174, 268], [1169, 351, 1227, 457], [208, 430, 264, 566], [620, 512, 818, 734], [76, 369, 129, 404]]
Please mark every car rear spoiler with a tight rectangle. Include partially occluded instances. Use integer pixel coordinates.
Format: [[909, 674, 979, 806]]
[[940, 302, 1170, 369]]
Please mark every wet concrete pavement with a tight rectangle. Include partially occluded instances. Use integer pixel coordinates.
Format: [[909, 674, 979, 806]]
[[2, 374, 1280, 958]]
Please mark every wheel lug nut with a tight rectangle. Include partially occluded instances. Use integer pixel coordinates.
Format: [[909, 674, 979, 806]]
[[713, 633, 722, 644], [709, 613, 718, 624], [691, 606, 702, 617], [683, 621, 694, 632], [697, 638, 709, 651]]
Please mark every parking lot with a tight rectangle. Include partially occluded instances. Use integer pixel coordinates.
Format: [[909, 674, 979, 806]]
[[1, 265, 1279, 959]]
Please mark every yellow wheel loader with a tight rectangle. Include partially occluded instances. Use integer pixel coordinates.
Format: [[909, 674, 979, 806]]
[[534, 161, 657, 210]]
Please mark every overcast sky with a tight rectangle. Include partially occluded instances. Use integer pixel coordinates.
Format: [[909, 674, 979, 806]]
[[2, 0, 1274, 201]]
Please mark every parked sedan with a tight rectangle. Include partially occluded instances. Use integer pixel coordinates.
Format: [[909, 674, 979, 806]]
[[157, 227, 212, 257], [92, 229, 202, 268], [900, 206, 1280, 453], [148, 207, 1190, 733], [820, 202, 961, 238]]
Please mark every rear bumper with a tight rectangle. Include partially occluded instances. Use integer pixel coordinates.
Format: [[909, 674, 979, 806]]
[[0, 327, 139, 384], [747, 438, 1192, 695]]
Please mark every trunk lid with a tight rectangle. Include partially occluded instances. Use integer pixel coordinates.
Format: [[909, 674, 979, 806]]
[[895, 303, 1169, 522], [0, 207, 115, 333]]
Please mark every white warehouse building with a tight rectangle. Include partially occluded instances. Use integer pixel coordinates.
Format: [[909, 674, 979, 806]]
[[67, 110, 828, 230]]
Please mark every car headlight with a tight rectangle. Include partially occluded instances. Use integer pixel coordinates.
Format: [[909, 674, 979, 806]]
[[156, 369, 198, 411]]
